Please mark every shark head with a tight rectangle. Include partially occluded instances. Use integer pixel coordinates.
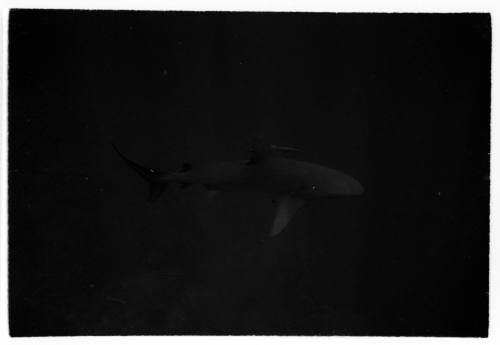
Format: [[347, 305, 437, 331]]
[[299, 168, 364, 198]]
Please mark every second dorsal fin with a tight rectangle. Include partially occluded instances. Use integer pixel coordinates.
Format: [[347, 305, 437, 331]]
[[180, 162, 192, 172], [179, 163, 193, 189]]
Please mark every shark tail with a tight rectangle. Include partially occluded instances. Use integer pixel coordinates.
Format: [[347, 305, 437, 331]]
[[112, 144, 168, 201]]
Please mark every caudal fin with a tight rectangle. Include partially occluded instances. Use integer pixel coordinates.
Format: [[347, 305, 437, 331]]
[[112, 144, 168, 201]]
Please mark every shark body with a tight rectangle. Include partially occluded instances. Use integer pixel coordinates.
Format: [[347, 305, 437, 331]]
[[115, 144, 363, 236]]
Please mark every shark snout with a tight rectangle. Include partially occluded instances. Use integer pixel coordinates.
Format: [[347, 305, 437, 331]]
[[352, 181, 364, 195]]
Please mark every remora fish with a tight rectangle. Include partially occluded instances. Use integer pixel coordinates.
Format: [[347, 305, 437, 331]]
[[114, 143, 363, 236]]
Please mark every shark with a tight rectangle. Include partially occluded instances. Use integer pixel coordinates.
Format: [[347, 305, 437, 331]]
[[114, 143, 363, 237]]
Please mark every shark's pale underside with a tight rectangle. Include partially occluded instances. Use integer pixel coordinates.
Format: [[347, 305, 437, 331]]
[[114, 144, 363, 236]]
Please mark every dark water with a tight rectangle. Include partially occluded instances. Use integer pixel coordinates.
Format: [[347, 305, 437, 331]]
[[8, 10, 490, 336]]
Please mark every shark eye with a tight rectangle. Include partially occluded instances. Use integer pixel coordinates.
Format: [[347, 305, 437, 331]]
[[311, 185, 318, 191]]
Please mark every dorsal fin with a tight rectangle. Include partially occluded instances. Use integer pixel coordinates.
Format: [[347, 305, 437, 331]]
[[246, 143, 303, 166]]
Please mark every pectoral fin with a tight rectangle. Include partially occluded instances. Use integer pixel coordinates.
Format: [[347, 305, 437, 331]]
[[270, 196, 304, 237]]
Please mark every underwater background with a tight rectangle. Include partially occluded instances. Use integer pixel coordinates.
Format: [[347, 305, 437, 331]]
[[8, 10, 490, 336]]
